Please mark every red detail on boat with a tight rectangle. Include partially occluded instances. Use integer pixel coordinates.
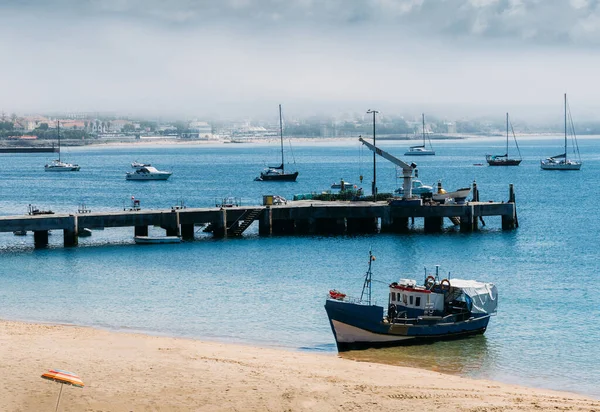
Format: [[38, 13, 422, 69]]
[[329, 290, 346, 300]]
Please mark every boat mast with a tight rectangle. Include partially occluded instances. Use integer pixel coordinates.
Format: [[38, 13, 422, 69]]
[[57, 120, 61, 162], [279, 104, 284, 173], [506, 112, 509, 157], [422, 113, 425, 147], [360, 250, 374, 305], [564, 93, 567, 158]]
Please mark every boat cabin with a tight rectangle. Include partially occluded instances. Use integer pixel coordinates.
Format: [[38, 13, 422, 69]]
[[388, 276, 498, 321]]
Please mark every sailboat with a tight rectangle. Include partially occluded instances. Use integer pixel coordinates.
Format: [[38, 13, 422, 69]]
[[405, 113, 435, 156], [541, 94, 582, 171], [485, 113, 522, 166], [44, 120, 80, 172], [255, 104, 298, 181]]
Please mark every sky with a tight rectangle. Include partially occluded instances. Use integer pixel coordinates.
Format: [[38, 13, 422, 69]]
[[1, 0, 600, 121]]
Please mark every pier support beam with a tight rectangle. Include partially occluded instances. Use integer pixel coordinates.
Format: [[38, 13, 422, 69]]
[[258, 208, 272, 236], [380, 216, 409, 233], [135, 225, 148, 237], [33, 230, 49, 248], [502, 213, 516, 230], [294, 218, 316, 235], [424, 216, 443, 233], [272, 219, 295, 235], [63, 215, 78, 247], [347, 217, 378, 234], [315, 218, 346, 234], [63, 229, 78, 247], [164, 226, 179, 237], [181, 224, 195, 240], [460, 206, 475, 233], [212, 209, 227, 238]]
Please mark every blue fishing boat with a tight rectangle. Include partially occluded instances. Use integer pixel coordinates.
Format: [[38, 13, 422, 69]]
[[324, 252, 497, 351]]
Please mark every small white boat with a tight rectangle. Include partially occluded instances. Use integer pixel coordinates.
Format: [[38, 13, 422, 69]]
[[394, 179, 433, 196], [126, 166, 172, 181], [131, 161, 152, 169], [134, 236, 181, 244], [45, 159, 81, 172], [432, 187, 471, 203]]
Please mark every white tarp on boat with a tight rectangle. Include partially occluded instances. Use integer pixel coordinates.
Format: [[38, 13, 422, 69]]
[[448, 279, 498, 315]]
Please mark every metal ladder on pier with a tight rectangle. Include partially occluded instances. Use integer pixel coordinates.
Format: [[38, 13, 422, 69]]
[[228, 208, 262, 236]]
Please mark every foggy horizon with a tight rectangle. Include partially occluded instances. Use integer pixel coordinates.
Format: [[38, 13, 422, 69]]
[[2, 1, 600, 122]]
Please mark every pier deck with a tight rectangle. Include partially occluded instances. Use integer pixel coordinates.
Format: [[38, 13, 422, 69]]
[[0, 198, 517, 248]]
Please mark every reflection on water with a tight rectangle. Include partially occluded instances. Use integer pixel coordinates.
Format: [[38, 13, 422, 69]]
[[340, 335, 498, 378]]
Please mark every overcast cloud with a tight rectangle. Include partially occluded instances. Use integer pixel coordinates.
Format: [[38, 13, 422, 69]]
[[2, 0, 600, 120]]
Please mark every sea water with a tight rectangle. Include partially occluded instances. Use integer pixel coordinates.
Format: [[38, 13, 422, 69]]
[[0, 138, 599, 398]]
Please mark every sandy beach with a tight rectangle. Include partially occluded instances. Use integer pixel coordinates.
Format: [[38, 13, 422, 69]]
[[0, 320, 597, 411]]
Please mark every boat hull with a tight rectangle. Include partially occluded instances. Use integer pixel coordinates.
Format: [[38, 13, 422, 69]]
[[134, 236, 181, 244], [126, 173, 172, 180], [45, 166, 80, 172], [259, 171, 298, 181], [404, 151, 435, 156], [325, 299, 490, 351], [487, 159, 521, 166], [540, 161, 581, 170]]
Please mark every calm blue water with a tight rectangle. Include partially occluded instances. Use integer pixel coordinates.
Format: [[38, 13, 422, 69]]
[[0, 138, 599, 398]]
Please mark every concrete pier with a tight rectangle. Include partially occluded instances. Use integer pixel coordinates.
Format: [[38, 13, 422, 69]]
[[0, 185, 518, 248]]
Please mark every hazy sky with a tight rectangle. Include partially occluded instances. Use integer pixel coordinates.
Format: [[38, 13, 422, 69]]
[[2, 0, 600, 120]]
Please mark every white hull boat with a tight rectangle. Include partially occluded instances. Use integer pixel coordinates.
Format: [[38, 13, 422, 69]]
[[134, 236, 181, 244], [405, 113, 435, 156], [126, 166, 172, 180], [541, 94, 582, 171], [432, 187, 471, 203], [44, 121, 80, 171]]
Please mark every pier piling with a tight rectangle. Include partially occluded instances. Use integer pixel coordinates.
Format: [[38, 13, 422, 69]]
[[180, 224, 195, 240], [135, 225, 148, 237], [33, 230, 49, 248]]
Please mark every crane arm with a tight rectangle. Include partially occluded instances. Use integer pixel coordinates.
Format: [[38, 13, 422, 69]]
[[358, 137, 415, 172]]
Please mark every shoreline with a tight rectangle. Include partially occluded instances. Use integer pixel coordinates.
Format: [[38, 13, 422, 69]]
[[1, 319, 598, 411], [2, 132, 600, 150]]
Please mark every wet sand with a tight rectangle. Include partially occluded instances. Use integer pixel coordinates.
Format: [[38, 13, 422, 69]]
[[0, 320, 597, 411]]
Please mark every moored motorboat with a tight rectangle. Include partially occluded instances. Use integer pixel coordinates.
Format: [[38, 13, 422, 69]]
[[394, 179, 433, 197], [324, 252, 498, 351], [126, 166, 172, 181], [134, 236, 181, 244]]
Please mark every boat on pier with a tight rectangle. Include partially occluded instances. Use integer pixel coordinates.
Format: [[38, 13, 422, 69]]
[[324, 251, 498, 351]]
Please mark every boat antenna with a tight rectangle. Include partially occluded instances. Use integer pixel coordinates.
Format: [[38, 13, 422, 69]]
[[360, 250, 375, 305]]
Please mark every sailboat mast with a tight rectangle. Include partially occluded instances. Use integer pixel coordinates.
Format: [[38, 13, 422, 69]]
[[279, 104, 284, 173], [564, 93, 567, 157], [422, 113, 425, 147], [506, 113, 509, 156], [57, 120, 61, 162]]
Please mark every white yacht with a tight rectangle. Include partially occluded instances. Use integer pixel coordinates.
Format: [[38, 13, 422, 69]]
[[126, 166, 172, 181], [44, 120, 80, 172], [405, 113, 435, 156], [45, 159, 81, 172]]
